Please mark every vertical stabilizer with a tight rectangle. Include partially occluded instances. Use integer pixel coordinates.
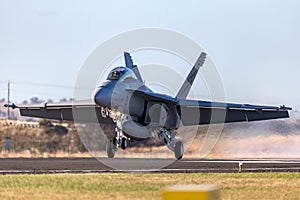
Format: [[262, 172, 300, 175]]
[[124, 52, 143, 82], [176, 52, 206, 99]]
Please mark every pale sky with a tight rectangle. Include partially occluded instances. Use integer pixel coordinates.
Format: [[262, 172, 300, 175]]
[[0, 0, 299, 109]]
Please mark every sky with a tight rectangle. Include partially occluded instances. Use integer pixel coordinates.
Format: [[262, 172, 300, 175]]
[[0, 0, 299, 110]]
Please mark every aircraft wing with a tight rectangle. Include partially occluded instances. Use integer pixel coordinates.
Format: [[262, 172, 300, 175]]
[[5, 100, 114, 124], [177, 99, 291, 126]]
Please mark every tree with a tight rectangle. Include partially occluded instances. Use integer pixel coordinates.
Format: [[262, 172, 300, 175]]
[[30, 97, 43, 104], [59, 98, 68, 103]]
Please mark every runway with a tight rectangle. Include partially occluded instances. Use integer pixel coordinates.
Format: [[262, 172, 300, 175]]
[[1, 158, 300, 174]]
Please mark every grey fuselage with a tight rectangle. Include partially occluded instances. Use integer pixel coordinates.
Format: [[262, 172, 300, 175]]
[[93, 66, 181, 138]]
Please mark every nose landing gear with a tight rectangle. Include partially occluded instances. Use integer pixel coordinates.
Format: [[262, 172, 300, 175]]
[[106, 140, 117, 158], [106, 127, 129, 158], [121, 137, 128, 150]]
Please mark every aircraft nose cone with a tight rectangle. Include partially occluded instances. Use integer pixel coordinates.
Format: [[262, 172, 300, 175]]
[[94, 87, 112, 107]]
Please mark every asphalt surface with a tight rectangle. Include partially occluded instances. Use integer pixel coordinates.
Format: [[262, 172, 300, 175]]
[[1, 158, 300, 174]]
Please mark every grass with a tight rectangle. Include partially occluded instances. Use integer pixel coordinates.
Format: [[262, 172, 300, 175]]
[[0, 173, 299, 200]]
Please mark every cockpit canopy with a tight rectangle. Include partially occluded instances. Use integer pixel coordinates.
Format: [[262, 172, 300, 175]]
[[106, 66, 137, 81]]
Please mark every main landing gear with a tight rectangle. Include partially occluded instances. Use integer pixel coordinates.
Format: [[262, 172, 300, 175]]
[[174, 141, 184, 160], [106, 127, 128, 158], [158, 128, 184, 160], [106, 128, 184, 160], [102, 108, 184, 159]]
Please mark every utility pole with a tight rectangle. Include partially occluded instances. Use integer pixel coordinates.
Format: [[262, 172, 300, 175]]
[[7, 80, 10, 120]]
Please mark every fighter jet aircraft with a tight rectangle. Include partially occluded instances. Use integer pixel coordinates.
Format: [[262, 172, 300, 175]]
[[5, 52, 291, 159]]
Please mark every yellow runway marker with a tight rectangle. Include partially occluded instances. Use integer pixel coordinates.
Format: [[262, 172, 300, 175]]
[[162, 184, 220, 200], [239, 161, 243, 172]]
